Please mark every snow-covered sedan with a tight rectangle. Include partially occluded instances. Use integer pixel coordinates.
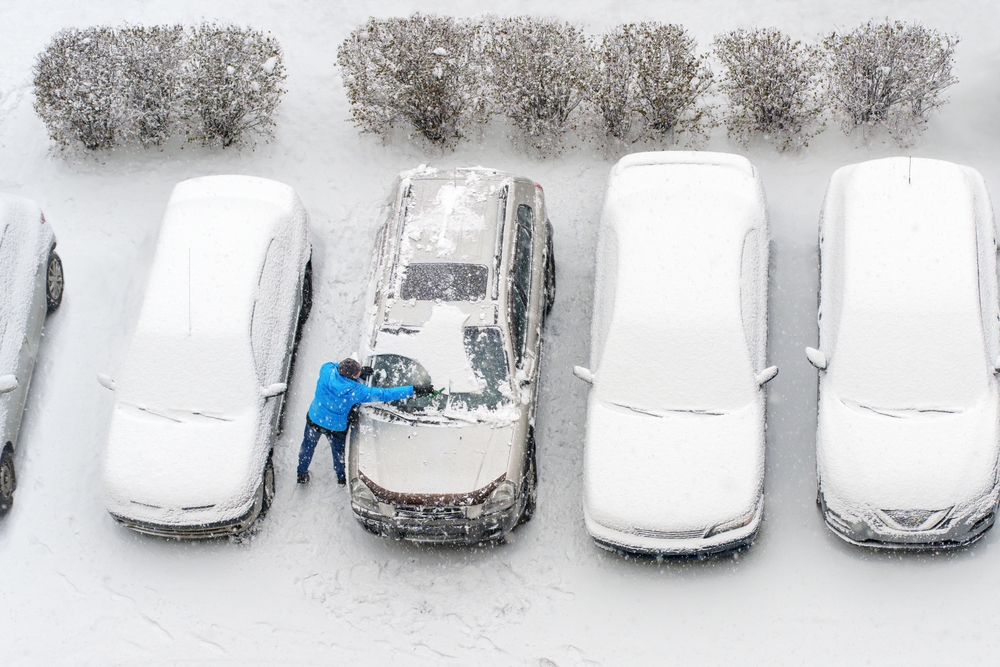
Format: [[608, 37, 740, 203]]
[[348, 167, 555, 544], [809, 157, 1000, 549], [101, 176, 311, 538], [576, 152, 776, 558], [0, 195, 63, 513]]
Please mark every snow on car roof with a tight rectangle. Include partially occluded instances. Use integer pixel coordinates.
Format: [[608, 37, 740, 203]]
[[132, 175, 305, 340], [826, 157, 985, 316], [595, 152, 767, 410], [400, 168, 505, 266], [602, 151, 764, 332]]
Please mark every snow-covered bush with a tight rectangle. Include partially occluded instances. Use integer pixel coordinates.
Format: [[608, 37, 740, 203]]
[[178, 24, 287, 148], [337, 14, 485, 147], [484, 16, 593, 154], [823, 20, 957, 146], [590, 23, 713, 146], [713, 28, 824, 151], [34, 26, 183, 150]]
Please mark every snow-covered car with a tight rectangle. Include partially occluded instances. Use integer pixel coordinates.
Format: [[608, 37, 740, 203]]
[[349, 167, 555, 544], [575, 152, 776, 558], [0, 195, 63, 513], [809, 157, 1000, 549], [101, 176, 312, 538]]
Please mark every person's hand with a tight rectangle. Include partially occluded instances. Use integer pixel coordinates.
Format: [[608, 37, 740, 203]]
[[358, 366, 374, 380], [413, 383, 435, 397]]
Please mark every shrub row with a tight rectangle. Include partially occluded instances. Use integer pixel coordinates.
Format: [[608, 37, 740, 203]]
[[338, 16, 957, 153], [33, 24, 286, 150]]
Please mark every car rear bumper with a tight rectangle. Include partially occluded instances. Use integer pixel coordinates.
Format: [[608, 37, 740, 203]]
[[352, 502, 520, 545], [819, 489, 996, 550]]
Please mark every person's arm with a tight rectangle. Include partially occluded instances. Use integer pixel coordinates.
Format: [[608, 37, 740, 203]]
[[356, 383, 415, 403]]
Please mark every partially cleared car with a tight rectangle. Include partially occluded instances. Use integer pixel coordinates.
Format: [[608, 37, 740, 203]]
[[349, 167, 555, 544], [576, 151, 775, 558], [101, 176, 311, 538], [0, 194, 63, 513], [809, 157, 1000, 549]]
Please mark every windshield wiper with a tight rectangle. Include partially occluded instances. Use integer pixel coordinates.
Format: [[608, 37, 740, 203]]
[[610, 402, 724, 417], [370, 404, 451, 424]]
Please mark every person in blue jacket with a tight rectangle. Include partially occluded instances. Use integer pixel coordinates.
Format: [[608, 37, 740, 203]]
[[297, 357, 432, 485]]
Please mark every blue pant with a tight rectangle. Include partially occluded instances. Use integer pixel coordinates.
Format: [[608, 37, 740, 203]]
[[297, 418, 347, 481]]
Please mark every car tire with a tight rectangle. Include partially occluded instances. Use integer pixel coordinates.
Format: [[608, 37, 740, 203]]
[[259, 452, 276, 518], [517, 431, 537, 526], [0, 446, 16, 515], [543, 231, 555, 320], [46, 250, 64, 312]]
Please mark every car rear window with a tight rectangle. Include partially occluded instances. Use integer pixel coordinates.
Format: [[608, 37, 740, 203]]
[[400, 262, 489, 301]]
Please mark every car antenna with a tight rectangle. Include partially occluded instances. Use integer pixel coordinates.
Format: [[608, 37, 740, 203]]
[[908, 156, 912, 185], [188, 247, 192, 335]]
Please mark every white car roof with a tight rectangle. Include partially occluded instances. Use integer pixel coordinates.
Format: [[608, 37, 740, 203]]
[[603, 151, 765, 333], [132, 175, 305, 340], [824, 157, 988, 317]]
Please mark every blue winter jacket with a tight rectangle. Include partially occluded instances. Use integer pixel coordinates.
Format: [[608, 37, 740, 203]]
[[307, 362, 414, 432]]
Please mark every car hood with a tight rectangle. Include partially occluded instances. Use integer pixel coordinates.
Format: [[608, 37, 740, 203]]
[[583, 395, 765, 532], [103, 401, 264, 511], [817, 385, 1000, 509], [353, 409, 514, 496]]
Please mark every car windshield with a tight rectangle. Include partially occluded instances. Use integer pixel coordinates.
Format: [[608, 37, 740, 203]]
[[369, 326, 512, 417], [832, 309, 989, 409], [400, 262, 489, 301], [116, 334, 257, 417]]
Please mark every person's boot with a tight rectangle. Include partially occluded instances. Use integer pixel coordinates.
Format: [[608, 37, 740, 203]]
[[297, 472, 310, 484], [337, 476, 347, 487]]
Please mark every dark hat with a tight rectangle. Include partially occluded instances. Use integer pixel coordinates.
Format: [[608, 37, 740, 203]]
[[338, 358, 362, 380]]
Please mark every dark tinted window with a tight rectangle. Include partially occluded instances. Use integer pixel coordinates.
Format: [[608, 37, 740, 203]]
[[509, 223, 533, 364], [517, 204, 533, 229], [400, 263, 489, 301]]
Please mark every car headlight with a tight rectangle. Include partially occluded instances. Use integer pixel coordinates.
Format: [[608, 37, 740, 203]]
[[704, 506, 757, 539], [351, 478, 379, 512], [483, 480, 517, 514]]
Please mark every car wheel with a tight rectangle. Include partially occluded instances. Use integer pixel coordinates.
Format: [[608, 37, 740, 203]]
[[0, 447, 16, 514], [517, 431, 537, 526], [543, 233, 555, 320], [46, 251, 64, 312], [259, 453, 276, 518]]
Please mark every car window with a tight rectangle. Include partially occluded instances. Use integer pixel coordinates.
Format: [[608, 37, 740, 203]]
[[517, 203, 533, 229], [739, 229, 764, 369], [370, 326, 512, 416], [400, 263, 489, 301], [250, 238, 285, 384], [509, 222, 532, 365]]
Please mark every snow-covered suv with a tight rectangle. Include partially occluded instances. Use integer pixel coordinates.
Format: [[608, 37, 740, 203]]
[[576, 152, 775, 558], [0, 194, 64, 514], [349, 167, 555, 544], [809, 157, 1000, 549], [101, 176, 312, 538]]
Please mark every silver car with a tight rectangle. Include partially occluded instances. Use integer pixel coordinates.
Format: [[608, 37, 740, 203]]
[[0, 194, 64, 513], [809, 157, 1000, 549], [349, 167, 555, 544]]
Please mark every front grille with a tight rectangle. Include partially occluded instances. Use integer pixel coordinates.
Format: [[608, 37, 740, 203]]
[[395, 505, 465, 520], [631, 527, 707, 540]]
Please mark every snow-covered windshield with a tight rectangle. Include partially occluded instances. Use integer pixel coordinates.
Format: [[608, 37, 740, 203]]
[[832, 309, 989, 409], [596, 320, 756, 413], [116, 335, 257, 416], [369, 326, 512, 416], [400, 262, 489, 301]]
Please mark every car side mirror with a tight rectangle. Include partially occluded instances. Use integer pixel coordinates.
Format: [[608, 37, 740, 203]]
[[573, 366, 595, 384], [0, 375, 18, 394], [97, 373, 116, 391], [805, 347, 828, 371], [756, 366, 779, 386], [260, 383, 287, 398], [994, 356, 1000, 374]]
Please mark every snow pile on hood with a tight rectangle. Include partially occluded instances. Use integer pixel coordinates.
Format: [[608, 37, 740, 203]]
[[373, 303, 480, 393]]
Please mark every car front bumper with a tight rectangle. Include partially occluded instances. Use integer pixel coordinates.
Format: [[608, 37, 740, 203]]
[[352, 502, 521, 545], [818, 489, 996, 550], [109, 496, 259, 540]]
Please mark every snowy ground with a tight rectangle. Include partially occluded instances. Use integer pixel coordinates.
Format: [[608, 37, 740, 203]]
[[2, 1, 1000, 665]]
